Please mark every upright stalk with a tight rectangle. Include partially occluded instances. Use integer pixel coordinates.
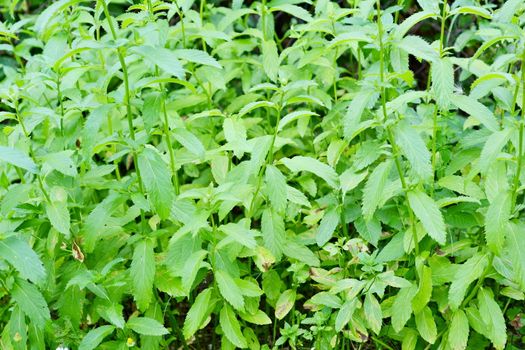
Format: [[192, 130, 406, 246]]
[[376, 0, 419, 255], [430, 3, 447, 194], [99, 0, 147, 226], [511, 47, 525, 211], [247, 95, 283, 218]]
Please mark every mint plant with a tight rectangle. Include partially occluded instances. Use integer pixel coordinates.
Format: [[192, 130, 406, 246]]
[[0, 0, 524, 349]]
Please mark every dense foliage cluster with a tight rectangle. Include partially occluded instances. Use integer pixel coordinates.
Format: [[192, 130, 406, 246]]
[[0, 0, 525, 349]]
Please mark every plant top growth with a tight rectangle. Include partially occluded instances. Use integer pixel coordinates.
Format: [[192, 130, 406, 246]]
[[0, 0, 524, 349]]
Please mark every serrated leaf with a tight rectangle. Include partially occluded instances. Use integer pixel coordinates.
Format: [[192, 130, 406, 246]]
[[432, 57, 454, 109], [392, 284, 417, 332], [0, 237, 46, 284], [478, 129, 512, 173], [397, 35, 439, 62], [394, 121, 432, 180], [412, 265, 432, 313], [451, 94, 499, 132], [215, 270, 245, 311], [45, 186, 71, 237], [270, 4, 313, 22], [343, 90, 375, 140], [484, 191, 510, 254], [138, 147, 175, 219], [261, 208, 286, 260], [506, 222, 525, 290], [183, 288, 212, 339], [0, 145, 38, 174], [11, 279, 50, 328], [218, 222, 257, 249], [172, 128, 206, 158], [220, 304, 247, 348], [449, 253, 489, 309], [262, 40, 279, 82], [265, 165, 287, 214], [127, 317, 169, 336], [478, 288, 506, 349], [130, 45, 184, 79], [408, 189, 446, 245], [362, 160, 392, 221], [78, 325, 115, 350], [173, 49, 222, 68], [316, 207, 340, 247], [239, 309, 272, 325], [131, 239, 155, 311], [281, 156, 339, 189], [448, 310, 469, 350], [415, 306, 437, 344]]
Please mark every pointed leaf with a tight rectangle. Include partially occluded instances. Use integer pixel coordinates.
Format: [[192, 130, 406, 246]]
[[131, 240, 155, 311], [408, 189, 446, 245], [138, 147, 175, 219], [0, 237, 46, 284]]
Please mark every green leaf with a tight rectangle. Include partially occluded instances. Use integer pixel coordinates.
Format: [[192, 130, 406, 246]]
[[238, 101, 277, 117], [335, 299, 358, 332], [239, 309, 272, 325], [42, 150, 77, 177], [415, 306, 437, 344], [392, 284, 417, 332], [138, 146, 175, 219], [142, 92, 162, 133], [215, 270, 245, 311], [478, 129, 512, 173], [397, 35, 439, 63], [316, 207, 340, 247], [412, 265, 432, 313], [477, 288, 506, 349], [78, 325, 115, 350], [278, 110, 318, 131], [506, 223, 525, 290], [275, 289, 296, 320], [270, 4, 313, 22], [127, 317, 169, 336], [261, 208, 286, 260], [172, 128, 206, 158], [449, 253, 489, 309], [0, 146, 38, 174], [183, 288, 213, 339], [11, 279, 50, 328], [484, 191, 510, 254], [343, 91, 375, 141], [173, 49, 222, 69], [130, 239, 155, 311], [262, 40, 279, 82], [220, 304, 247, 349], [264, 165, 287, 214], [0, 237, 46, 284], [450, 94, 499, 132], [394, 121, 432, 180], [431, 57, 454, 109], [448, 310, 469, 350], [130, 45, 184, 79], [364, 293, 382, 334], [408, 189, 446, 245], [281, 156, 339, 189], [362, 160, 392, 221], [218, 222, 257, 249], [45, 186, 70, 237]]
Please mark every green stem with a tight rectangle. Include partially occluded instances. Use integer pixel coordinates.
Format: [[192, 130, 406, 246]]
[[511, 47, 525, 211], [248, 97, 283, 218], [376, 0, 419, 256], [100, 0, 147, 229]]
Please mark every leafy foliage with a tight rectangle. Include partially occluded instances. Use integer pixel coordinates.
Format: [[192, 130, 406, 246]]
[[0, 0, 525, 349]]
